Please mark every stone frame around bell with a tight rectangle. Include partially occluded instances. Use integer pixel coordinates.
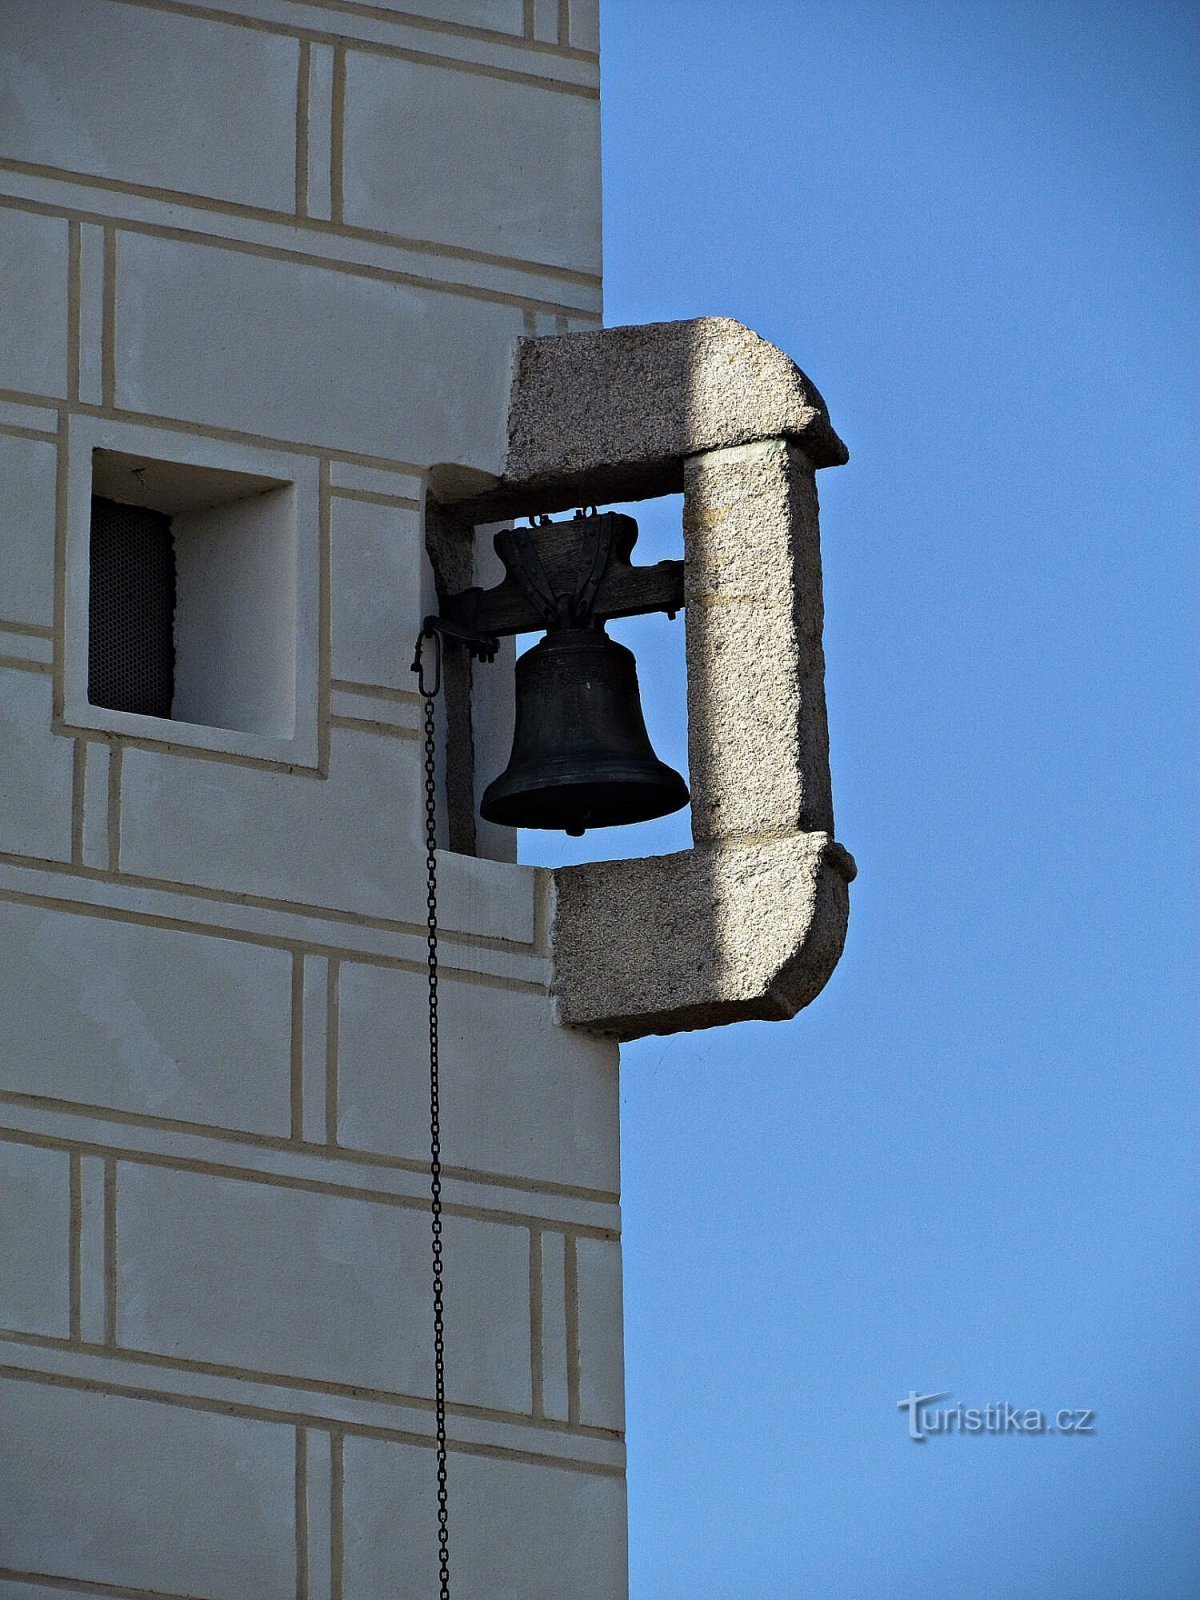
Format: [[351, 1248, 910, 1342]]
[[430, 317, 857, 1039]]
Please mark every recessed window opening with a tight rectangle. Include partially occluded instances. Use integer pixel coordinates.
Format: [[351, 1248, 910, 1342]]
[[510, 493, 691, 869], [87, 450, 297, 738]]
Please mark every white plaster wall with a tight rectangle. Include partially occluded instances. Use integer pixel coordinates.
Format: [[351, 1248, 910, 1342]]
[[0, 3, 616, 1596]]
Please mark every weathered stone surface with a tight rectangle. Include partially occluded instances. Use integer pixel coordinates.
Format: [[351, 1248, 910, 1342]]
[[684, 439, 833, 842], [453, 320, 852, 1037], [440, 317, 847, 518], [553, 834, 853, 1038]]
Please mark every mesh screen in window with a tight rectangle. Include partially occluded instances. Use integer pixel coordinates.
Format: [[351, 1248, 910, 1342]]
[[87, 496, 176, 718]]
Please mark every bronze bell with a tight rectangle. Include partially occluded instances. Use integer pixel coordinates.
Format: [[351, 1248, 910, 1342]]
[[480, 624, 689, 835]]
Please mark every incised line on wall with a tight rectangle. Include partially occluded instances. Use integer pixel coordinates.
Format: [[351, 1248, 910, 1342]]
[[295, 1423, 310, 1600], [0, 1329, 617, 1459], [0, 654, 49, 675], [66, 220, 82, 402], [300, 0, 599, 61], [0, 1360, 622, 1479], [0, 867, 547, 972], [324, 955, 340, 1149], [117, 0, 600, 87], [0, 1092, 620, 1218], [295, 38, 312, 219], [0, 167, 603, 306], [0, 1124, 616, 1239], [291, 952, 306, 1142], [0, 420, 57, 444]]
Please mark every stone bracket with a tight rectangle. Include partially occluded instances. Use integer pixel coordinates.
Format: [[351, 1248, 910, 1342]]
[[434, 317, 855, 1040]]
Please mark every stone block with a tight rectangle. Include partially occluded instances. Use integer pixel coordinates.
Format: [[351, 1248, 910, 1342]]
[[79, 739, 111, 871], [360, 0, 525, 27], [684, 440, 833, 840], [533, 0, 560, 43], [78, 1153, 108, 1345], [447, 318, 847, 519], [0, 1375, 295, 1599], [300, 952, 330, 1145], [0, 399, 56, 433], [539, 1230, 570, 1421], [0, 1140, 70, 1338], [0, 0, 299, 211], [78, 222, 106, 405], [117, 1163, 533, 1414], [0, 669, 73, 864], [553, 832, 851, 1037], [118, 728, 536, 939], [569, 0, 601, 53], [0, 1580, 86, 1593], [330, 496, 424, 689], [305, 41, 336, 221], [0, 630, 51, 667], [0, 208, 68, 400], [343, 1434, 627, 1600], [115, 231, 521, 468], [328, 461, 422, 499], [336, 962, 619, 1193], [0, 898, 294, 1134], [341, 52, 600, 273], [0, 431, 57, 628], [300, 1429, 334, 1600], [575, 1235, 624, 1431]]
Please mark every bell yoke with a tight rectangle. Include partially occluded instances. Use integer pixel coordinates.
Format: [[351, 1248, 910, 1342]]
[[422, 509, 689, 836]]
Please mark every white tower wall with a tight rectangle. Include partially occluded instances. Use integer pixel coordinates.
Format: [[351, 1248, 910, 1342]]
[[0, 3, 623, 1596]]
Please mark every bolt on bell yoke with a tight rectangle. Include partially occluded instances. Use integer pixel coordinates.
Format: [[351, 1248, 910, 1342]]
[[427, 510, 689, 837]]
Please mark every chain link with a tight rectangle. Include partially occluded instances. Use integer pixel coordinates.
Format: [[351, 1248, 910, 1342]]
[[415, 628, 450, 1600]]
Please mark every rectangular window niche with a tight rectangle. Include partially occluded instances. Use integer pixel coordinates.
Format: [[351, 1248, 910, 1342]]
[[64, 422, 321, 766]]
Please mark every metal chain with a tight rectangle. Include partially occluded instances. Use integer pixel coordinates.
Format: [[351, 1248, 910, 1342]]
[[413, 627, 450, 1600]]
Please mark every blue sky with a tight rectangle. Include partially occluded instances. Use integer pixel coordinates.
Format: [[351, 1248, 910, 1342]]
[[523, 3, 1197, 1596]]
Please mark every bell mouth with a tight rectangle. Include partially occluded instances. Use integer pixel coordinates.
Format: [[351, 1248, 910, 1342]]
[[480, 759, 689, 835]]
